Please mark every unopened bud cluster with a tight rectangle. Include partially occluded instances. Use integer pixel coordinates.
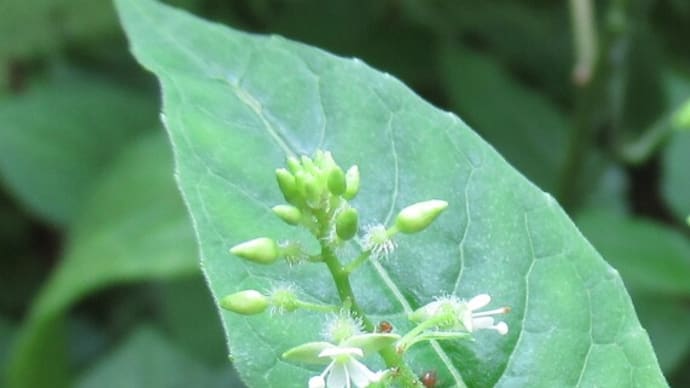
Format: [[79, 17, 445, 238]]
[[275, 151, 360, 240]]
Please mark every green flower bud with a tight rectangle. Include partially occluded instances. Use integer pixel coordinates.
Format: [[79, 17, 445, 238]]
[[301, 155, 319, 177], [335, 207, 359, 240], [343, 165, 360, 200], [272, 204, 302, 225], [230, 237, 280, 264], [327, 166, 347, 195], [394, 200, 448, 234], [322, 151, 337, 169], [303, 175, 322, 207], [294, 170, 308, 195], [220, 290, 269, 315], [313, 150, 327, 168], [275, 168, 298, 204], [286, 156, 302, 174]]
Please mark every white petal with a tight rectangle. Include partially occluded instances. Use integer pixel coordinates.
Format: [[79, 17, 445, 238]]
[[467, 294, 491, 310], [346, 359, 379, 387], [319, 346, 363, 358], [327, 363, 349, 388], [370, 371, 386, 383], [309, 376, 326, 388], [472, 316, 495, 330], [495, 321, 509, 335]]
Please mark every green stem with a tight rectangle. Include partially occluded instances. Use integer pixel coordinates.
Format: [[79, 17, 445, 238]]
[[295, 300, 339, 313], [343, 250, 372, 274], [559, 0, 601, 209], [322, 248, 363, 317], [397, 319, 440, 352], [320, 244, 421, 387]]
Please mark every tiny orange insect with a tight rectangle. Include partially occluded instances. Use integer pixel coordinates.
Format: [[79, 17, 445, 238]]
[[420, 370, 437, 388], [377, 320, 393, 333]]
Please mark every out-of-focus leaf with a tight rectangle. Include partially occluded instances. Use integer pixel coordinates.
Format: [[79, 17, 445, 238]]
[[580, 161, 629, 215], [663, 130, 690, 221], [266, 1, 435, 87], [576, 210, 690, 295], [0, 317, 17, 383], [0, 0, 117, 60], [7, 131, 198, 388], [439, 45, 569, 193], [75, 326, 242, 388], [67, 316, 111, 372], [576, 210, 690, 374], [401, 1, 572, 102], [118, 1, 666, 387], [620, 71, 690, 164], [158, 276, 228, 365], [0, 76, 156, 225], [661, 72, 690, 221], [0, 191, 46, 315], [633, 294, 690, 374], [619, 30, 667, 138]]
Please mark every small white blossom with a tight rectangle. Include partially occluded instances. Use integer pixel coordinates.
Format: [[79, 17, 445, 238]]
[[461, 294, 510, 335], [283, 332, 400, 388], [309, 375, 326, 388], [411, 294, 510, 335], [312, 346, 385, 388]]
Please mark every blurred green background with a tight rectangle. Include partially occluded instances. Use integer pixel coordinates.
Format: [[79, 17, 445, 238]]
[[1, 0, 689, 387]]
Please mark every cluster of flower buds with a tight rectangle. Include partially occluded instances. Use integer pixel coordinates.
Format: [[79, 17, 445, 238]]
[[227, 151, 364, 269], [274, 150, 361, 241]]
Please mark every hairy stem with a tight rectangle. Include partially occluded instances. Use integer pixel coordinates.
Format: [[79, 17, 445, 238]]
[[311, 205, 422, 387], [343, 250, 372, 274], [320, 243, 422, 387]]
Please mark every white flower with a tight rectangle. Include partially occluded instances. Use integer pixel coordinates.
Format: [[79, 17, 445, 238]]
[[309, 375, 326, 388], [410, 294, 510, 335], [312, 346, 385, 388], [282, 333, 399, 388], [461, 294, 510, 335]]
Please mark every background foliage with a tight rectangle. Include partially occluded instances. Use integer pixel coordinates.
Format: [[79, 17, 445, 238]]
[[1, 0, 689, 387]]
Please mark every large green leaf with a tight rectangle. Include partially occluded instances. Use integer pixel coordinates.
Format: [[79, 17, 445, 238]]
[[75, 326, 241, 388], [117, 1, 666, 387], [0, 76, 156, 225], [7, 131, 198, 388]]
